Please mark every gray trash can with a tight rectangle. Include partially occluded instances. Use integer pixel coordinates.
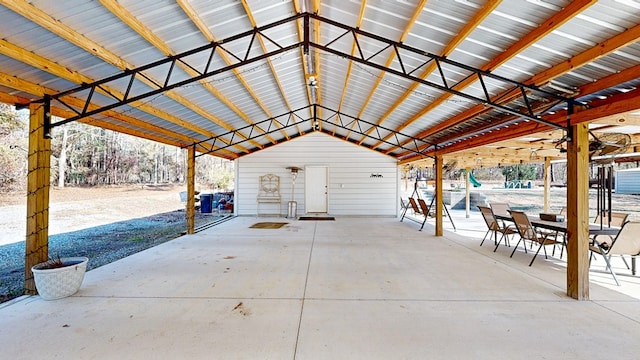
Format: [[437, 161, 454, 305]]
[[287, 201, 297, 218]]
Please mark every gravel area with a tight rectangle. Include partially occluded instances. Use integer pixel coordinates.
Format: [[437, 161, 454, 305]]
[[0, 210, 227, 302], [0, 185, 230, 303]]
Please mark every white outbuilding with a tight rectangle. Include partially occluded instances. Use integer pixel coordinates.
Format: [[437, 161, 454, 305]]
[[236, 132, 399, 217]]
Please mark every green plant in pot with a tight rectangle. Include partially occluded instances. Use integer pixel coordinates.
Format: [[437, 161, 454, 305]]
[[31, 255, 89, 300]]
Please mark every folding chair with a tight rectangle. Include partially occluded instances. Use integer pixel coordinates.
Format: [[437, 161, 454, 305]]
[[490, 202, 513, 233], [489, 202, 511, 218], [591, 211, 629, 268], [478, 205, 516, 250], [590, 221, 640, 285], [509, 210, 562, 266]]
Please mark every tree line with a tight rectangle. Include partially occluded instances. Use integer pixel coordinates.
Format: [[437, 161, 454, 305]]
[[0, 104, 233, 193]]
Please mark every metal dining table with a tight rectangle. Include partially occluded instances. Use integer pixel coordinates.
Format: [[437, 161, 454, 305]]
[[495, 214, 620, 237], [532, 217, 620, 237]]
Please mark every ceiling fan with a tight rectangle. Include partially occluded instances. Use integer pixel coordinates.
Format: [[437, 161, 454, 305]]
[[554, 131, 632, 162], [588, 131, 631, 163]]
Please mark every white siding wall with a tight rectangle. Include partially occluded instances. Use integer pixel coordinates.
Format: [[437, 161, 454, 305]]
[[236, 132, 398, 216]]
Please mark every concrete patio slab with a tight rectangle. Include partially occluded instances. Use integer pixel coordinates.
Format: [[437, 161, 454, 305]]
[[2, 214, 640, 359], [296, 298, 640, 359]]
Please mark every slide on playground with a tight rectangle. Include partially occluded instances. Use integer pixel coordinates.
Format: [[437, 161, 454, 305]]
[[468, 172, 482, 187]]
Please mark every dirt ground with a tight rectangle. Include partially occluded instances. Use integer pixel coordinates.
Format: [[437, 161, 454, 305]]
[[0, 183, 186, 208], [0, 184, 225, 302], [0, 184, 215, 245]]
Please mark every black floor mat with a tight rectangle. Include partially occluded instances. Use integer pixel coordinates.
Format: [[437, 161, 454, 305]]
[[298, 216, 335, 221]]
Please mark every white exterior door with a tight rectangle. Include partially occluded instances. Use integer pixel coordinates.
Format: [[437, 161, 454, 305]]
[[305, 166, 328, 213]]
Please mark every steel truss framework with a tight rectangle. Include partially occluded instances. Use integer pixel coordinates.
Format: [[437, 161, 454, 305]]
[[193, 104, 436, 158], [40, 12, 573, 153]]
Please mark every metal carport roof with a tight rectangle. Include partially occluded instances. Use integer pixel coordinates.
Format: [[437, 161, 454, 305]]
[[0, 0, 639, 163]]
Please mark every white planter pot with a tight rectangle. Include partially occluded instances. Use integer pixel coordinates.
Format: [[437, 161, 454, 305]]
[[31, 257, 89, 300]]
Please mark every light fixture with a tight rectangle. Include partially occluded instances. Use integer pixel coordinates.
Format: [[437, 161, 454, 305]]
[[308, 75, 318, 104], [308, 76, 318, 89], [545, 81, 577, 95]]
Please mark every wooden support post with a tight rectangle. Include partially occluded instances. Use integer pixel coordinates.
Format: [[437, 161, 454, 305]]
[[25, 102, 51, 294], [566, 123, 590, 300], [186, 146, 196, 234], [465, 167, 471, 218], [543, 157, 551, 213], [435, 155, 443, 236]]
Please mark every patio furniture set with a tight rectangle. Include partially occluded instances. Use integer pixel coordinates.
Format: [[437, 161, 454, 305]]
[[478, 203, 640, 285]]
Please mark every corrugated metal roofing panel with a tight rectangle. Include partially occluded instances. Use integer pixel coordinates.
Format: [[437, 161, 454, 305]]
[[110, 44, 169, 73], [131, 1, 204, 46], [0, 84, 21, 97], [359, 92, 403, 124], [0, 60, 89, 101], [321, 0, 361, 26], [272, 52, 307, 102], [319, 56, 350, 110], [241, 72, 290, 117], [29, 0, 171, 72], [0, 1, 639, 160], [249, 0, 297, 25], [220, 85, 268, 122], [175, 87, 247, 131], [40, 7, 161, 74], [33, 0, 104, 23], [359, 76, 422, 123], [448, 5, 536, 68], [0, 55, 49, 86], [332, 63, 378, 113], [405, 0, 478, 55], [599, 49, 640, 72], [191, 0, 251, 40], [360, 0, 421, 40], [581, 0, 640, 30], [4, 27, 86, 72], [0, 5, 41, 35]]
